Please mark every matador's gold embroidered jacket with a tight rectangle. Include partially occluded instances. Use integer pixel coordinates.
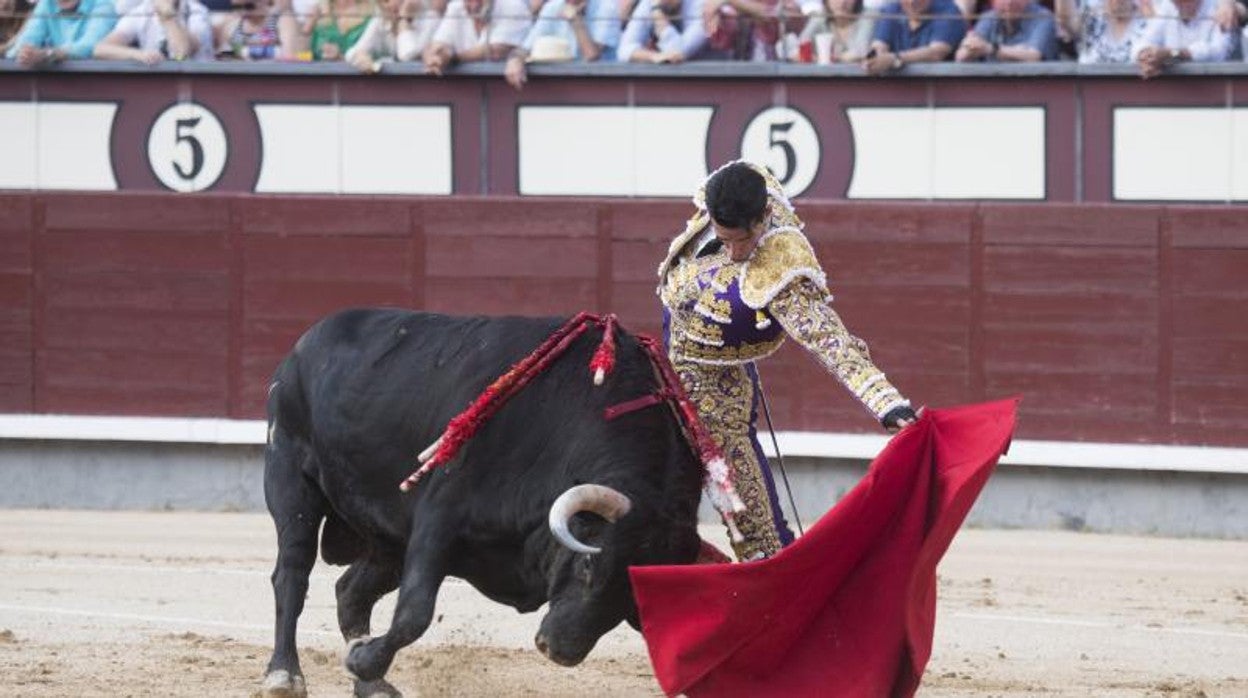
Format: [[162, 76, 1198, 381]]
[[657, 164, 909, 423]]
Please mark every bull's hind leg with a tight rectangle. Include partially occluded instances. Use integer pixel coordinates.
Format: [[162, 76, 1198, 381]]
[[344, 521, 449, 684], [336, 556, 403, 697], [256, 432, 327, 698]]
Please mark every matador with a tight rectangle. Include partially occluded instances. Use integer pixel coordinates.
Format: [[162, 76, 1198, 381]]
[[658, 160, 918, 561]]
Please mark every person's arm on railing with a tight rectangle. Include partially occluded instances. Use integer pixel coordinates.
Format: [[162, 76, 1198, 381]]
[[344, 13, 383, 69], [397, 6, 439, 60], [996, 13, 1054, 61], [5, 0, 50, 63], [94, 12, 163, 64], [151, 0, 198, 59], [564, 0, 601, 60], [64, 3, 119, 59], [674, 0, 707, 57]]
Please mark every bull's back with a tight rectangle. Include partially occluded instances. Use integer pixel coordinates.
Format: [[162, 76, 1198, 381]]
[[270, 309, 567, 472]]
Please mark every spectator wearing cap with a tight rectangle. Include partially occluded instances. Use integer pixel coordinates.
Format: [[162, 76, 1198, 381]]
[[618, 0, 724, 62], [93, 0, 212, 62], [862, 0, 965, 73], [955, 0, 1057, 61], [4, 0, 116, 66], [1133, 0, 1233, 77], [503, 0, 620, 88], [422, 0, 531, 73]]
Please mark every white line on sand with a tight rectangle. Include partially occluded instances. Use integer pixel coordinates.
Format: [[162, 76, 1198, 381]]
[[1, 602, 1244, 643], [949, 612, 1248, 641], [0, 602, 339, 639]]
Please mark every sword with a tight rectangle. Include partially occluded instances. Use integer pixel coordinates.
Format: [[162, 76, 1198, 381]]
[[752, 363, 804, 537]]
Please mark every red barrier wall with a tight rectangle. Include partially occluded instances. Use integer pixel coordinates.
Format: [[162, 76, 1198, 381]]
[[1, 193, 1244, 447]]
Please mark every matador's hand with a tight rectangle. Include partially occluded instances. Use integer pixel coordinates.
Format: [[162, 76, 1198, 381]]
[[882, 405, 920, 433]]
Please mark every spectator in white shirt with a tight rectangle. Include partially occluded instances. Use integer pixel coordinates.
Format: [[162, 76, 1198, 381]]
[[94, 0, 213, 61], [344, 0, 439, 70], [1133, 0, 1233, 77], [422, 0, 532, 73]]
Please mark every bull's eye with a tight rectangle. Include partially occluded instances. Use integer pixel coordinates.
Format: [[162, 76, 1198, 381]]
[[578, 555, 593, 583]]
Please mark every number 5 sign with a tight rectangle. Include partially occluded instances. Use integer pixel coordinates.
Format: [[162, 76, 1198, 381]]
[[146, 102, 228, 192], [739, 106, 820, 198]]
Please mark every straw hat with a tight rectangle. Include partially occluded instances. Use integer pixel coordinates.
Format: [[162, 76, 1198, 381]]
[[527, 35, 574, 62]]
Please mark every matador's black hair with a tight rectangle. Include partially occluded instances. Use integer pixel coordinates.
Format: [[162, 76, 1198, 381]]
[[705, 163, 767, 230]]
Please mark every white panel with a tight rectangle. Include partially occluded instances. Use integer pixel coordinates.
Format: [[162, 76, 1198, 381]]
[[519, 107, 634, 195], [848, 107, 1044, 200], [1230, 110, 1248, 201], [932, 108, 1045, 199], [1114, 108, 1232, 201], [0, 102, 116, 191], [339, 106, 452, 195], [36, 103, 118, 190], [519, 106, 711, 196], [254, 105, 341, 193], [846, 108, 933, 199], [630, 107, 712, 196], [0, 103, 37, 189]]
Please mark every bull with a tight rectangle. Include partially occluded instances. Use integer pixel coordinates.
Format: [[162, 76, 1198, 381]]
[[256, 309, 706, 698]]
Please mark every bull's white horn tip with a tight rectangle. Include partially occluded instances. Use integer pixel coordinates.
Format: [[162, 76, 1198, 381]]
[[593, 368, 605, 386]]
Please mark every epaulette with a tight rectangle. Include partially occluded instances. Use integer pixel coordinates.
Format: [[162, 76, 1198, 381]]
[[739, 228, 828, 310]]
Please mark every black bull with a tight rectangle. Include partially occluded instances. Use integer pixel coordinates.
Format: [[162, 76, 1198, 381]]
[[258, 309, 705, 697]]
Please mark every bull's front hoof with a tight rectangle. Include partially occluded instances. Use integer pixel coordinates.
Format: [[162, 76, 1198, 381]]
[[354, 678, 404, 698], [252, 669, 307, 698], [344, 636, 393, 684]]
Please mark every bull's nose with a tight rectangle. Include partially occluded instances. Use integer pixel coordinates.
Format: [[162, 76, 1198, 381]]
[[534, 633, 550, 657]]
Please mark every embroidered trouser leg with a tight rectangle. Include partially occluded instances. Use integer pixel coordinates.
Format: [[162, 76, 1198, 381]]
[[675, 359, 794, 561]]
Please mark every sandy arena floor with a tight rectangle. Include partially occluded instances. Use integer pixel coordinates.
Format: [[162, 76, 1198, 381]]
[[0, 510, 1245, 697]]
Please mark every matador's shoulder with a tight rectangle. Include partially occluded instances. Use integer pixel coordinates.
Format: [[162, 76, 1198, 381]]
[[739, 228, 828, 309]]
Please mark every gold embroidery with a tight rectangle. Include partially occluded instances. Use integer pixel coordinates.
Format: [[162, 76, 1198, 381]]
[[694, 295, 732, 324], [675, 359, 783, 561], [669, 331, 785, 364], [768, 278, 906, 420], [682, 315, 725, 347], [739, 229, 827, 309]]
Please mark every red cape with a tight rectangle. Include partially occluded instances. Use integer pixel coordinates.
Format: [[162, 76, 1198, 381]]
[[629, 399, 1018, 698]]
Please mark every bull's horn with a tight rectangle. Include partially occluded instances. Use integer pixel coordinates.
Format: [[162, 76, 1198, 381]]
[[548, 484, 633, 555]]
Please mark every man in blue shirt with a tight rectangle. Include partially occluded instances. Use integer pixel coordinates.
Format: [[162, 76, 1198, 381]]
[[863, 0, 965, 74], [956, 0, 1057, 61], [4, 0, 117, 67]]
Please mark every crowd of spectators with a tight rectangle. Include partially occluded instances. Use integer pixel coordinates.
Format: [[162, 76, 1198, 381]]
[[2, 0, 1246, 77]]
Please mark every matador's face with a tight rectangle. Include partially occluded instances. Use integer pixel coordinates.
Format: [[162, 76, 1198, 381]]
[[712, 219, 763, 263], [710, 201, 772, 263]]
